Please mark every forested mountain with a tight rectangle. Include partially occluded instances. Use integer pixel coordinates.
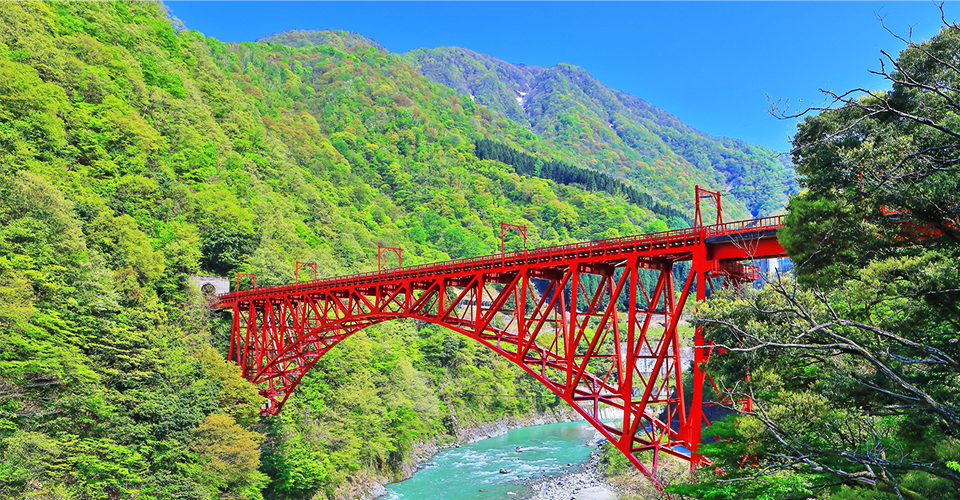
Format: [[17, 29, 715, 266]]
[[398, 46, 542, 127], [402, 46, 796, 217], [254, 32, 798, 218], [256, 29, 387, 53], [0, 2, 704, 499]]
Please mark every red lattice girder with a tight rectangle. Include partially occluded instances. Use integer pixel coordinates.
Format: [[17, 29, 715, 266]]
[[215, 215, 787, 488]]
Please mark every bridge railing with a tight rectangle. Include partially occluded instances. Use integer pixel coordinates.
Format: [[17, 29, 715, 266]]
[[216, 215, 784, 302], [705, 215, 784, 237]]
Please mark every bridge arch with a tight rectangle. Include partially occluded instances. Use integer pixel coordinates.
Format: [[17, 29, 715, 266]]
[[218, 215, 788, 487], [231, 286, 685, 483]]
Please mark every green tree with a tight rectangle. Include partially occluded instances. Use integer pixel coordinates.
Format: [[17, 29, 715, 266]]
[[191, 414, 268, 500], [675, 15, 960, 500], [196, 345, 262, 427]]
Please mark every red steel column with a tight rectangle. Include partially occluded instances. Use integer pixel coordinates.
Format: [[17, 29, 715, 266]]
[[565, 265, 580, 393], [242, 301, 256, 380], [229, 303, 239, 363], [688, 235, 709, 471]]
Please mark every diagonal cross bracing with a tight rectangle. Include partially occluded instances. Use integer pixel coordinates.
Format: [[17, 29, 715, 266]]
[[214, 215, 787, 489]]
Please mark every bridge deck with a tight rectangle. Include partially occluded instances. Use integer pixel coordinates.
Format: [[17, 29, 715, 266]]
[[215, 213, 790, 484], [215, 215, 785, 307]]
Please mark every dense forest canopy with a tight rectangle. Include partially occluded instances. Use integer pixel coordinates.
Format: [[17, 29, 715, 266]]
[[473, 138, 689, 225], [669, 17, 960, 500], [0, 2, 797, 500]]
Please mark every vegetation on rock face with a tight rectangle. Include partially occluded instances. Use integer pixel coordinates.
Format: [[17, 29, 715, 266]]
[[669, 18, 960, 500]]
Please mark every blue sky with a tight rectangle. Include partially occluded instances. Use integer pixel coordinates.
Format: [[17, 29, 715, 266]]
[[166, 1, 958, 154]]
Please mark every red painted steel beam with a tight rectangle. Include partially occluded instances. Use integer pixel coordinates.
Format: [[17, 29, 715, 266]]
[[213, 215, 789, 489]]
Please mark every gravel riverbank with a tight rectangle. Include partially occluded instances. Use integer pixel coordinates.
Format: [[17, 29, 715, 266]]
[[525, 447, 617, 500], [360, 408, 583, 500]]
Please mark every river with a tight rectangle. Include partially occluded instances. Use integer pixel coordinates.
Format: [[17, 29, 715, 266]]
[[381, 421, 612, 499]]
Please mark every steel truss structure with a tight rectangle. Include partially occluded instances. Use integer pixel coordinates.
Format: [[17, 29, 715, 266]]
[[213, 207, 787, 487]]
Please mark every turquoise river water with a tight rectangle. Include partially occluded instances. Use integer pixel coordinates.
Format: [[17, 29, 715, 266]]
[[381, 421, 601, 500]]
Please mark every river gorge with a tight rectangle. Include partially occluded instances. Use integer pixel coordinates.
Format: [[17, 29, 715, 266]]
[[382, 420, 616, 500]]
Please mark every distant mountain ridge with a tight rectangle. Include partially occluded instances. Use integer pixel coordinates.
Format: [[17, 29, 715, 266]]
[[259, 29, 796, 218], [258, 29, 387, 52], [401, 46, 796, 217], [401, 46, 543, 127]]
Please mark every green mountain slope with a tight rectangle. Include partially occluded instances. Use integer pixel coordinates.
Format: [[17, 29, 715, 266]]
[[400, 46, 542, 127], [256, 29, 387, 52], [0, 2, 688, 499], [402, 46, 796, 217]]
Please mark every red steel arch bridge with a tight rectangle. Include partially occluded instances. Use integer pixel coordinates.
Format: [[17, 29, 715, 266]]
[[211, 190, 788, 486]]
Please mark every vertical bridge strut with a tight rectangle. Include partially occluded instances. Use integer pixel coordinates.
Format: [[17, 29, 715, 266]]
[[214, 213, 787, 488]]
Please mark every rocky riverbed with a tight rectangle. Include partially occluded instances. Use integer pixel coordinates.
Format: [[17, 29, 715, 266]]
[[345, 408, 585, 500], [379, 421, 623, 500], [525, 447, 617, 500]]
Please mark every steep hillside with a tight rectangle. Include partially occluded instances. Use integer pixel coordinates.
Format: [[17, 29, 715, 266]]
[[256, 29, 386, 52], [0, 2, 684, 499], [402, 46, 796, 217], [400, 46, 542, 127]]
